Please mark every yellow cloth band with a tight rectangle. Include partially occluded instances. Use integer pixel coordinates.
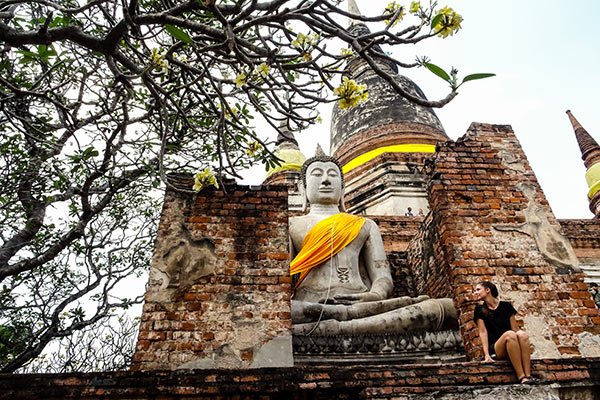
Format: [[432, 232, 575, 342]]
[[266, 149, 306, 177], [342, 144, 436, 174], [266, 161, 302, 177], [586, 163, 600, 199], [290, 213, 365, 286]]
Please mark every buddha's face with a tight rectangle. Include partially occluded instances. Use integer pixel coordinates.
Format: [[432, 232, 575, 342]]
[[305, 161, 342, 206]]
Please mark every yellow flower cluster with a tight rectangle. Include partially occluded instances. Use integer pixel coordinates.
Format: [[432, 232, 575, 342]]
[[291, 32, 319, 50], [292, 32, 319, 61], [235, 63, 271, 88], [235, 72, 248, 88], [340, 48, 353, 56], [384, 1, 405, 27], [192, 168, 219, 192], [246, 140, 262, 157], [409, 1, 419, 14], [433, 6, 463, 38], [150, 48, 168, 74], [334, 77, 368, 110], [254, 63, 270, 78]]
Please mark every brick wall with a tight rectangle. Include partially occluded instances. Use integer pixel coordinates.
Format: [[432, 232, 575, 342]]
[[407, 123, 600, 360], [131, 179, 293, 370], [560, 219, 600, 262], [406, 211, 454, 300]]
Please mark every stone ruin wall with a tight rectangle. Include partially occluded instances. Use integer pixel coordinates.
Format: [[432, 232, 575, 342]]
[[131, 179, 293, 370], [559, 219, 600, 263], [371, 216, 423, 298], [406, 123, 600, 360]]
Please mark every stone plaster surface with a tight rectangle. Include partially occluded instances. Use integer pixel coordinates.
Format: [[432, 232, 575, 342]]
[[577, 331, 600, 357], [523, 314, 562, 358], [249, 334, 294, 368]]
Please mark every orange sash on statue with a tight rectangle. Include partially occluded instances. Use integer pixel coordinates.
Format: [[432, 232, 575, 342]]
[[290, 213, 366, 286]]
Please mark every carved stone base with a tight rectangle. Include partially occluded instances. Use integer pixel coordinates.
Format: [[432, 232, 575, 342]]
[[293, 330, 464, 364]]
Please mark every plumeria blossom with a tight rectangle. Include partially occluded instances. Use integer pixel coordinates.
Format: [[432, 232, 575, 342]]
[[235, 72, 248, 88], [150, 48, 168, 74], [254, 63, 270, 79], [245, 140, 262, 157], [292, 32, 319, 61], [433, 6, 463, 38], [384, 1, 405, 27], [192, 168, 219, 191], [291, 32, 319, 50], [409, 1, 420, 14], [334, 77, 369, 109]]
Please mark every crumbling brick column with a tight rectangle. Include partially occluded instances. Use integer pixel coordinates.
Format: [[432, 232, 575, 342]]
[[131, 179, 293, 370], [408, 123, 600, 360]]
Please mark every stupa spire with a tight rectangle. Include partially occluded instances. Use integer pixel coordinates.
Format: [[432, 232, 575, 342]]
[[315, 143, 326, 157], [566, 110, 600, 168], [275, 121, 298, 147], [347, 0, 362, 26], [566, 110, 600, 218]]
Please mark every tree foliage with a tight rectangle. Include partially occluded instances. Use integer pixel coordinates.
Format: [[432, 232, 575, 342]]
[[0, 0, 474, 372]]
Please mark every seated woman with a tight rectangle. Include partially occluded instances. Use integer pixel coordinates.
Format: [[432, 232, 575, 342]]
[[474, 282, 535, 384]]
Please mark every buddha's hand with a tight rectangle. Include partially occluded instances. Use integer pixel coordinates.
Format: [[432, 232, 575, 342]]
[[330, 292, 383, 304]]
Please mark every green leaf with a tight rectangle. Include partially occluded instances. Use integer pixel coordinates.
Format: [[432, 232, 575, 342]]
[[462, 73, 496, 83], [424, 62, 451, 82], [165, 24, 193, 45], [431, 14, 443, 29]]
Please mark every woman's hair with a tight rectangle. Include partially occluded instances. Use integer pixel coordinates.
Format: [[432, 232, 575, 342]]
[[479, 281, 499, 298]]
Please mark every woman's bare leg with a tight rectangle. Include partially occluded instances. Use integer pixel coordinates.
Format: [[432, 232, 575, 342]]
[[494, 331, 525, 380], [516, 330, 531, 377]]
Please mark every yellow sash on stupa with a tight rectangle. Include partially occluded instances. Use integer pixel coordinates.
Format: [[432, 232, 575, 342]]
[[290, 213, 366, 286]]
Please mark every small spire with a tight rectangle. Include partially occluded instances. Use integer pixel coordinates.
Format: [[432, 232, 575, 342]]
[[348, 0, 361, 19], [347, 0, 365, 28], [275, 121, 298, 147], [566, 110, 600, 168], [315, 143, 326, 157]]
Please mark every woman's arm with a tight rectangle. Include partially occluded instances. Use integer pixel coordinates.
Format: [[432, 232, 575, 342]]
[[509, 315, 519, 331], [476, 319, 494, 362]]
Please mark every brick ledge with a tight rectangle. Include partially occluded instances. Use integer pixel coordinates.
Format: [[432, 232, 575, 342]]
[[1, 358, 598, 399]]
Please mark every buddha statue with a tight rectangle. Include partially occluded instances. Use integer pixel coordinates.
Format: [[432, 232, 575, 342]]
[[289, 155, 457, 336]]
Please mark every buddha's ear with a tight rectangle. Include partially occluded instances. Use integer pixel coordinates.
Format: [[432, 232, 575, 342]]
[[298, 180, 307, 213], [339, 187, 346, 212]]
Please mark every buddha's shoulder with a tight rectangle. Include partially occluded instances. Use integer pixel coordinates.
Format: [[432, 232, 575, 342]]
[[361, 217, 379, 230]]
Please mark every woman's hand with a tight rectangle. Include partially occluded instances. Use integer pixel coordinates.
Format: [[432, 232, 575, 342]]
[[483, 355, 495, 363]]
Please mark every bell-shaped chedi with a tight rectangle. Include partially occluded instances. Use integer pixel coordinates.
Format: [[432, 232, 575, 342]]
[[566, 110, 600, 218], [330, 0, 448, 215], [264, 122, 306, 186], [263, 122, 307, 212]]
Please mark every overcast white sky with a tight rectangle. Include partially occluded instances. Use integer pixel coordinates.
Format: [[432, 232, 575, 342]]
[[244, 0, 600, 219]]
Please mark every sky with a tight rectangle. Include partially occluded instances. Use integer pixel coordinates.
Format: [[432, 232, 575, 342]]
[[243, 0, 600, 219]]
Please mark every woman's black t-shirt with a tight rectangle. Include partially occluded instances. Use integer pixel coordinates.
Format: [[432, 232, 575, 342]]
[[474, 301, 517, 353]]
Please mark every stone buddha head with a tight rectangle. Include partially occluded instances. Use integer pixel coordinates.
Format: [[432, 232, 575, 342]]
[[300, 155, 346, 211]]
